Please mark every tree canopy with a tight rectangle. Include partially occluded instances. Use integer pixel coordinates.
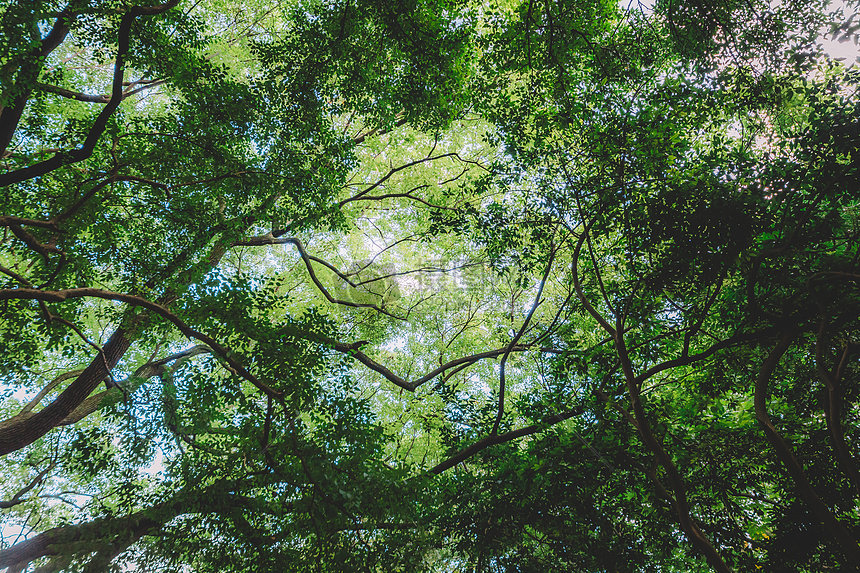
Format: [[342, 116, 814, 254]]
[[3, 0, 860, 571]]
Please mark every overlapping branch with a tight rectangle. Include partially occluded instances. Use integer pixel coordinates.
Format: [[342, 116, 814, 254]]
[[571, 214, 731, 572], [0, 1, 83, 155], [0, 328, 131, 456], [0, 481, 295, 573], [235, 234, 404, 319], [333, 342, 533, 392], [59, 345, 212, 426], [0, 288, 280, 399], [754, 330, 860, 566], [0, 0, 182, 188]]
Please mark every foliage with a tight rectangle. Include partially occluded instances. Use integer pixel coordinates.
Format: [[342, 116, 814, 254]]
[[2, 0, 860, 572]]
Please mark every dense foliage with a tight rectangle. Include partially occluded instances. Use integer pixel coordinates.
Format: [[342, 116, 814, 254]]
[[2, 0, 860, 571]]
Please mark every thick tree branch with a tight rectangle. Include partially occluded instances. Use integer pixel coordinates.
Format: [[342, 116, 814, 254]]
[[0, 2, 82, 155], [573, 209, 731, 572], [0, 0, 181, 188], [0, 482, 293, 572], [570, 196, 733, 569], [4, 223, 61, 258], [0, 216, 59, 231], [35, 83, 109, 103], [0, 328, 131, 456], [59, 345, 212, 426], [0, 288, 281, 399]]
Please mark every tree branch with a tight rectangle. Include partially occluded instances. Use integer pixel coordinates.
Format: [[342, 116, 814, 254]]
[[35, 83, 109, 103], [429, 408, 583, 474], [755, 330, 860, 566], [571, 231, 616, 336], [613, 304, 731, 573], [0, 464, 54, 509], [815, 322, 860, 499], [20, 370, 83, 415], [0, 1, 82, 155], [0, 0, 181, 188], [0, 328, 131, 456], [234, 235, 404, 319], [0, 481, 293, 572], [332, 341, 532, 392], [492, 245, 555, 435], [0, 288, 281, 399], [338, 153, 474, 208], [59, 345, 212, 426], [350, 115, 407, 145]]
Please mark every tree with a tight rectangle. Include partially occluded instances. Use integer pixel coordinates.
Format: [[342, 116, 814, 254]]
[[2, 0, 860, 571]]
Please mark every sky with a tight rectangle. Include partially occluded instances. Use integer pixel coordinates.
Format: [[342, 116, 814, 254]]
[[821, 29, 860, 63], [821, 0, 860, 62]]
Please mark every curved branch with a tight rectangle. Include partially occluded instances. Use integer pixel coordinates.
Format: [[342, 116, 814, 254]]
[[20, 370, 83, 415], [0, 265, 37, 287], [613, 311, 730, 572], [332, 340, 532, 392], [0, 216, 59, 231], [429, 408, 583, 474], [493, 245, 555, 435], [0, 0, 181, 188], [634, 327, 777, 385], [234, 235, 404, 319], [5, 223, 61, 258], [0, 288, 281, 399], [342, 188, 460, 211]]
